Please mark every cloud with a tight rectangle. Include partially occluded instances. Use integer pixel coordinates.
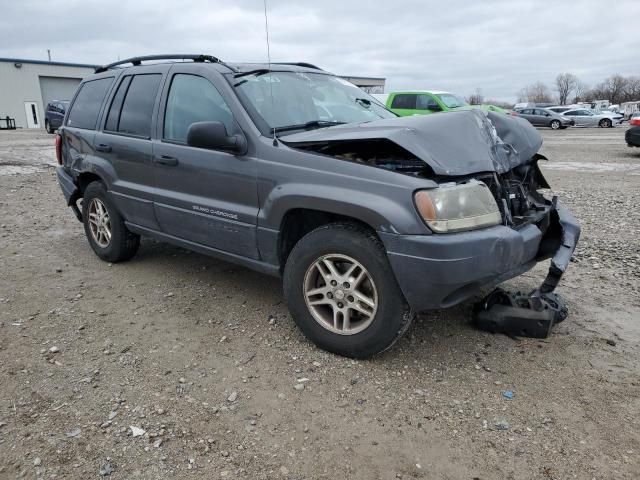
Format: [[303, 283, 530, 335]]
[[1, 0, 638, 101]]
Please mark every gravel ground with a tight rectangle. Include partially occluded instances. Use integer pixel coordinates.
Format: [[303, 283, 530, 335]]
[[0, 127, 639, 479]]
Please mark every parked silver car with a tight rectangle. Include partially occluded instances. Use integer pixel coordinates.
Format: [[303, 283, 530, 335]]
[[513, 107, 574, 129], [561, 108, 623, 128]]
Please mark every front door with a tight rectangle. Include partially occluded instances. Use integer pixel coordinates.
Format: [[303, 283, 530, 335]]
[[24, 102, 40, 128], [152, 66, 259, 259]]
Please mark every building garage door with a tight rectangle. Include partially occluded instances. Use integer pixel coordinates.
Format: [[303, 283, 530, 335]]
[[39, 76, 82, 108]]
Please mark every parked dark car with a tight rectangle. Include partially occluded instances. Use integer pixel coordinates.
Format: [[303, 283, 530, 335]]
[[55, 55, 580, 358], [45, 100, 69, 133], [626, 114, 640, 147], [626, 127, 640, 147], [513, 107, 574, 129]]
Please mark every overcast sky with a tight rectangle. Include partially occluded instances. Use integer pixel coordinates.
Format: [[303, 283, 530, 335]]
[[1, 0, 638, 101]]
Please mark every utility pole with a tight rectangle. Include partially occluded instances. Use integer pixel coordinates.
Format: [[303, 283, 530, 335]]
[[47, 49, 51, 61]]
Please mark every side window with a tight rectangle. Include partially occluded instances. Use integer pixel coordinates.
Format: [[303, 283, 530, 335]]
[[163, 74, 234, 143], [390, 94, 417, 110], [104, 76, 132, 132], [416, 94, 430, 110], [116, 74, 162, 137], [67, 77, 114, 130]]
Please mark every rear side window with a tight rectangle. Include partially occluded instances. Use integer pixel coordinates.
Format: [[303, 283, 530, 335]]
[[105, 74, 161, 137], [390, 94, 417, 109], [104, 76, 132, 132], [163, 74, 234, 143], [66, 77, 114, 130]]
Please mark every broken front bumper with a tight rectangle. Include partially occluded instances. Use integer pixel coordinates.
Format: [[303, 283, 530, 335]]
[[379, 202, 580, 312]]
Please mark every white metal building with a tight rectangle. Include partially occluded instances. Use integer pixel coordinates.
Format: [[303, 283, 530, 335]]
[[0, 58, 97, 129]]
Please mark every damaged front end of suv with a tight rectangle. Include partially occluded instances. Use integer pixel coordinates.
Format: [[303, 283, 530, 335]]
[[282, 109, 580, 336]]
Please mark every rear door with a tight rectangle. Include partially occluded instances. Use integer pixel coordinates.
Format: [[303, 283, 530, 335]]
[[151, 65, 259, 258], [93, 66, 167, 230], [388, 93, 418, 116], [519, 108, 536, 124]]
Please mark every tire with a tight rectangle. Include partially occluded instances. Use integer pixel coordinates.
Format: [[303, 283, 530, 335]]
[[45, 120, 53, 134], [82, 181, 140, 263], [550, 120, 561, 130], [283, 223, 414, 358], [599, 118, 612, 128]]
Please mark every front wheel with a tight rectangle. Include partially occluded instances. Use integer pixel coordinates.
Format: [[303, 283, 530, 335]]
[[550, 120, 561, 130], [82, 182, 140, 262], [599, 118, 612, 128], [45, 120, 53, 134], [283, 223, 414, 358]]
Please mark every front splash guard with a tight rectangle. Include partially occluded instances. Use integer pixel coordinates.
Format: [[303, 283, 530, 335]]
[[474, 199, 580, 338]]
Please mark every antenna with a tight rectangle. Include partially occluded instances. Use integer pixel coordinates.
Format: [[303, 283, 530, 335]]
[[263, 0, 278, 146]]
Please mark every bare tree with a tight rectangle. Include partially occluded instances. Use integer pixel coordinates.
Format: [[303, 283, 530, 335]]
[[573, 80, 588, 103], [517, 81, 554, 104], [590, 74, 628, 104], [555, 73, 578, 105], [623, 76, 640, 102], [466, 88, 484, 105]]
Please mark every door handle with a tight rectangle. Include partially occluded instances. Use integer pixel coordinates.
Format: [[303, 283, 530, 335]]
[[155, 155, 179, 166], [95, 143, 112, 153]]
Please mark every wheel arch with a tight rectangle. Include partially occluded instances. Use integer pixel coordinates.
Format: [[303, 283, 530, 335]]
[[277, 208, 380, 272]]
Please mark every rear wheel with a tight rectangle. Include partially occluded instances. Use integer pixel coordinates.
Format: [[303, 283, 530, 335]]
[[82, 182, 140, 262], [283, 223, 414, 358], [550, 120, 561, 130], [599, 118, 612, 128]]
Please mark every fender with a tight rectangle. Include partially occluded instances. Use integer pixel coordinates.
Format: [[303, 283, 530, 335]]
[[260, 182, 424, 234], [72, 154, 118, 190]]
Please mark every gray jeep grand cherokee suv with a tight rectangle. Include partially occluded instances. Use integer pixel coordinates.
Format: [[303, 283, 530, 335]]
[[55, 54, 580, 358]]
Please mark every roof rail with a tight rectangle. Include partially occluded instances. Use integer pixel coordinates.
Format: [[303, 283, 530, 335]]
[[273, 62, 323, 70], [95, 54, 237, 73]]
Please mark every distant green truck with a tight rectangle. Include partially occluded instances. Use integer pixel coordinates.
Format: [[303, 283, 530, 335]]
[[377, 90, 507, 117]]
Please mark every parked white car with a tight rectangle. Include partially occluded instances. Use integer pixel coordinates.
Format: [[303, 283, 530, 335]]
[[561, 108, 623, 127]]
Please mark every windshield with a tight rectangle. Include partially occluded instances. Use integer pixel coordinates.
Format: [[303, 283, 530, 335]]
[[232, 71, 396, 135], [436, 93, 468, 109]]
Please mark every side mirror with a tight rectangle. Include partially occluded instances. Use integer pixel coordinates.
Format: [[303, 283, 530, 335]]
[[428, 104, 442, 112], [186, 121, 247, 154]]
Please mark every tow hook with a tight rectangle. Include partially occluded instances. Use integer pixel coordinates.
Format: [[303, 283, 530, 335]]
[[473, 287, 568, 338]]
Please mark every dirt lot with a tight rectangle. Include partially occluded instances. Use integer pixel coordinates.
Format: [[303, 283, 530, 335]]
[[1, 127, 639, 479]]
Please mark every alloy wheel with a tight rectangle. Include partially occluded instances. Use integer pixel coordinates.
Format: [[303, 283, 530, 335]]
[[303, 254, 378, 335], [88, 198, 112, 248]]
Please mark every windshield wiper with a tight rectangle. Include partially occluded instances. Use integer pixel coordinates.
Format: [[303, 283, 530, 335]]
[[233, 68, 270, 79], [355, 97, 372, 108], [233, 69, 271, 87], [273, 120, 346, 133]]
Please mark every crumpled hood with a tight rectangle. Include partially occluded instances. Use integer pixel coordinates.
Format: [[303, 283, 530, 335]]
[[281, 109, 542, 176]]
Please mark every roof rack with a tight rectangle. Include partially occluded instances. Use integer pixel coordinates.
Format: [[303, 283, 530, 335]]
[[95, 54, 237, 73], [273, 62, 323, 70]]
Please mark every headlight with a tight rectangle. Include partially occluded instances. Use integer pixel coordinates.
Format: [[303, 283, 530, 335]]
[[414, 180, 502, 233]]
